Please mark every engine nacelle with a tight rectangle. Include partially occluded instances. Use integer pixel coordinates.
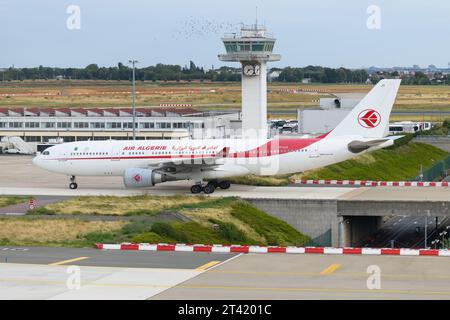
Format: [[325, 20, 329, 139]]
[[123, 168, 167, 188]]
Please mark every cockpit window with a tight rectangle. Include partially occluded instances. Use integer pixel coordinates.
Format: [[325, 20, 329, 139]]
[[43, 151, 50, 155]]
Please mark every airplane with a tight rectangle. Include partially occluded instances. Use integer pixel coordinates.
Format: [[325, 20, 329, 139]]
[[33, 79, 402, 194]]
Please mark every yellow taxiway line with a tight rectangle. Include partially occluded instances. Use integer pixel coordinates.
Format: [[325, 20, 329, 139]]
[[320, 264, 342, 275], [48, 257, 89, 266], [196, 261, 221, 271]]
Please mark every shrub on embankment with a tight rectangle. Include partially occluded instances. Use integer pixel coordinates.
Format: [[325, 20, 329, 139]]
[[3, 197, 310, 247]]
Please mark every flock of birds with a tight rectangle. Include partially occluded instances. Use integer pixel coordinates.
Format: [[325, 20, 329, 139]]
[[172, 17, 242, 39]]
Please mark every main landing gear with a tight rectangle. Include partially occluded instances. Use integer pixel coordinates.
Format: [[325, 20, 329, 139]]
[[69, 175, 78, 190], [190, 180, 231, 194]]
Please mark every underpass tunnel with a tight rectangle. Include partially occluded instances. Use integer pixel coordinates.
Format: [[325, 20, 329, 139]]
[[339, 214, 450, 249], [338, 216, 383, 247]]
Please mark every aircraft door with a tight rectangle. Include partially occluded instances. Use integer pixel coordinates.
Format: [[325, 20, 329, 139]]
[[309, 142, 320, 158], [111, 145, 122, 161]]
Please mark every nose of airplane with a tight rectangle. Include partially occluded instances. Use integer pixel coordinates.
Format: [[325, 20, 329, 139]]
[[32, 155, 40, 167]]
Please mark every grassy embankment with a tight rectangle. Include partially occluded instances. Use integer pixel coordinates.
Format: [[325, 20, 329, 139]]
[[229, 138, 449, 185], [0, 196, 310, 247], [0, 196, 28, 207]]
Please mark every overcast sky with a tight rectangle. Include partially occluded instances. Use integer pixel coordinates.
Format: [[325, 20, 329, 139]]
[[1, 0, 449, 69]]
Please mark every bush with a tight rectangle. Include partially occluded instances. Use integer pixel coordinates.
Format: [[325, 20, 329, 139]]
[[27, 207, 56, 215], [230, 201, 310, 246], [151, 222, 188, 243], [131, 232, 166, 243], [171, 222, 222, 244], [121, 220, 153, 235], [209, 219, 249, 244], [83, 231, 118, 244], [390, 133, 413, 148]]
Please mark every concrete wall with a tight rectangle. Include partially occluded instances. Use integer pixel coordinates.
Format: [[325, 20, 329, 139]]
[[339, 200, 450, 217], [248, 198, 339, 246]]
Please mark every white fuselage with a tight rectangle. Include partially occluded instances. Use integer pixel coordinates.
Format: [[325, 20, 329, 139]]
[[32, 136, 392, 182]]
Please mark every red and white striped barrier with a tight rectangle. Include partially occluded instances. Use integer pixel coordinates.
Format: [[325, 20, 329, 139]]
[[294, 179, 449, 187], [159, 103, 192, 107], [94, 243, 450, 257]]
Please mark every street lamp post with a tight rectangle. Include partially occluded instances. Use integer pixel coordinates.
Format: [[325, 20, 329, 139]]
[[129, 60, 139, 140], [440, 230, 448, 249]]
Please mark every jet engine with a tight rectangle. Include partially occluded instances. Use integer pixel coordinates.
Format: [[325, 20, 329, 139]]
[[123, 168, 168, 188]]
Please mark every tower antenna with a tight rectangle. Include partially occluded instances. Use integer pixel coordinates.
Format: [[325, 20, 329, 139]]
[[255, 6, 258, 28]]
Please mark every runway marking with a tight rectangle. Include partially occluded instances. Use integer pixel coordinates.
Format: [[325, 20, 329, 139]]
[[320, 264, 341, 275], [2, 277, 450, 297], [48, 257, 89, 266], [196, 261, 221, 271], [174, 284, 450, 297], [207, 269, 450, 281]]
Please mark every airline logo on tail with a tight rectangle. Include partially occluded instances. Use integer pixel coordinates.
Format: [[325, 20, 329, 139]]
[[358, 109, 381, 128]]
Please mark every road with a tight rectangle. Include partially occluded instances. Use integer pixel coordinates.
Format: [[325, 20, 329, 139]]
[[2, 246, 450, 299], [154, 253, 450, 300], [0, 246, 237, 300], [0, 246, 235, 269]]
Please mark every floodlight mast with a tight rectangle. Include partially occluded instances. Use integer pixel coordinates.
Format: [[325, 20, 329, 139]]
[[129, 60, 139, 140]]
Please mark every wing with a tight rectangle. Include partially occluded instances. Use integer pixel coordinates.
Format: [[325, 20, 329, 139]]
[[150, 147, 230, 173]]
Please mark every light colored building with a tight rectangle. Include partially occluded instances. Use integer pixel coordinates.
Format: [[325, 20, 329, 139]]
[[0, 107, 241, 151], [297, 109, 350, 135]]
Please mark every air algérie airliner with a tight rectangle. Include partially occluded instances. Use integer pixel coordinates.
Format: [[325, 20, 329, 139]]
[[33, 79, 402, 194]]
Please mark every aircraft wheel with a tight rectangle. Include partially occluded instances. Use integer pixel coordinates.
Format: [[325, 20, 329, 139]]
[[207, 180, 219, 188], [203, 184, 215, 194], [69, 182, 78, 190], [218, 180, 231, 190], [190, 184, 203, 194]]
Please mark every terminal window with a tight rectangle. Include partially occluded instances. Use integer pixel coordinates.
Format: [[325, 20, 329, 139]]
[[25, 122, 40, 128], [140, 122, 155, 129], [74, 122, 89, 129], [8, 122, 23, 128], [123, 122, 136, 129], [57, 122, 72, 128], [90, 122, 105, 129], [107, 122, 122, 129]]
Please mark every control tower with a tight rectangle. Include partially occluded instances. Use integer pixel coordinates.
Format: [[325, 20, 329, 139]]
[[219, 24, 281, 138]]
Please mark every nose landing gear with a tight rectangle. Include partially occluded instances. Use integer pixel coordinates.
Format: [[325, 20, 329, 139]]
[[69, 176, 78, 190]]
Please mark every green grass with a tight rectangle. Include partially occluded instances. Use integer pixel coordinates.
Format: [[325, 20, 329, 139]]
[[0, 196, 28, 208], [228, 174, 291, 186], [128, 199, 311, 246], [229, 201, 310, 246], [3, 198, 311, 247]]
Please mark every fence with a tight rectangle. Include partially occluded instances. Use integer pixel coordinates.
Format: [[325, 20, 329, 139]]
[[412, 155, 450, 181]]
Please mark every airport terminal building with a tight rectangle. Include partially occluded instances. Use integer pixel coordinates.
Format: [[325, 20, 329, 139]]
[[0, 107, 241, 145]]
